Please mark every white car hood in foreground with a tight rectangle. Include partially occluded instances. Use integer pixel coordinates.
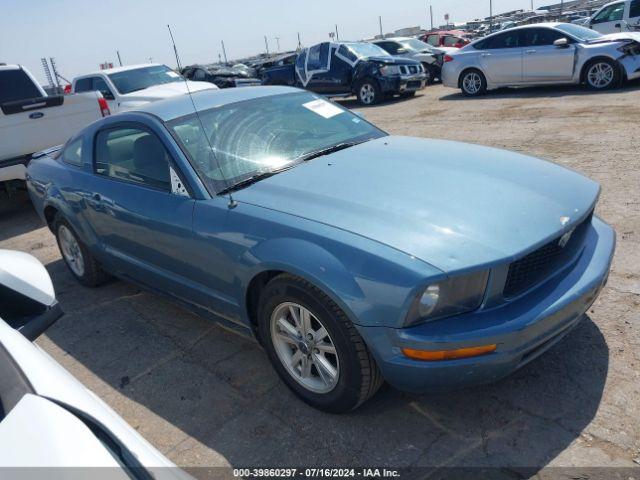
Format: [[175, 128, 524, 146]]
[[595, 32, 640, 43], [119, 80, 217, 104], [0, 320, 188, 477]]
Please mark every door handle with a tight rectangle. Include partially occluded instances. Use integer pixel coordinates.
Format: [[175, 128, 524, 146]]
[[525, 49, 536, 54], [481, 53, 492, 57]]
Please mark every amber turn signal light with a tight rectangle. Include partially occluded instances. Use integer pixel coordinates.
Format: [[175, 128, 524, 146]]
[[402, 344, 497, 361]]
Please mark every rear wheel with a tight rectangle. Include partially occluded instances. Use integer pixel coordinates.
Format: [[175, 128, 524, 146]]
[[460, 69, 487, 97], [584, 59, 620, 90], [356, 79, 381, 105], [54, 215, 110, 287], [258, 274, 383, 413]]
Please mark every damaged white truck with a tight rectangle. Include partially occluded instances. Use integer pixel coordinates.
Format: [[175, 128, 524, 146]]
[[0, 64, 109, 196]]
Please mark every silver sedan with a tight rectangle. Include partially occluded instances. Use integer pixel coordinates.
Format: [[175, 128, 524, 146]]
[[442, 22, 640, 96]]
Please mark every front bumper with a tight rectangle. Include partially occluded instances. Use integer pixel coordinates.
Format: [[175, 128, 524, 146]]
[[379, 74, 427, 94], [357, 216, 615, 393]]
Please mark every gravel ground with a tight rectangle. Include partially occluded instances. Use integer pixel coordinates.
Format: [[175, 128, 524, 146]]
[[1, 82, 639, 478]]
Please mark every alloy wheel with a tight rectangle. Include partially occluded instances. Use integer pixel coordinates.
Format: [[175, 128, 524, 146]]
[[359, 83, 376, 104], [587, 62, 614, 89], [58, 225, 85, 277], [462, 72, 482, 95], [270, 302, 340, 394]]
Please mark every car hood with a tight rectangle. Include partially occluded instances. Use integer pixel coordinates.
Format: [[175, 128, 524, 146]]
[[234, 136, 599, 273], [366, 56, 422, 66], [119, 80, 217, 102], [590, 32, 640, 44]]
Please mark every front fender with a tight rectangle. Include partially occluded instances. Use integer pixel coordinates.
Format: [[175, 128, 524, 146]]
[[240, 237, 365, 325]]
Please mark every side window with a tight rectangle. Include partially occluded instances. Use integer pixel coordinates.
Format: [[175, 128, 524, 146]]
[[62, 137, 83, 167], [93, 77, 114, 100], [524, 28, 565, 46], [630, 0, 640, 18], [485, 31, 521, 49], [593, 2, 625, 23], [443, 36, 460, 47], [337, 45, 357, 63], [377, 42, 399, 54], [95, 127, 171, 190], [74, 78, 93, 93], [295, 49, 308, 83], [193, 69, 207, 81], [426, 34, 439, 46], [307, 43, 330, 71]]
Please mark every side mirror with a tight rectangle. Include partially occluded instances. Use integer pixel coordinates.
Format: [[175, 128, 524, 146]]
[[396, 48, 408, 54], [553, 37, 569, 48], [0, 250, 62, 341]]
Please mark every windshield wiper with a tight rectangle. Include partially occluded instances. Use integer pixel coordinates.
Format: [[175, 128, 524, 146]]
[[296, 141, 363, 163], [218, 164, 299, 195]]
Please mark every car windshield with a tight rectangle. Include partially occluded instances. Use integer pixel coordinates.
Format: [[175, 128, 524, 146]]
[[168, 92, 386, 194], [555, 23, 604, 41], [108, 65, 183, 94], [345, 43, 391, 58], [398, 38, 434, 52]]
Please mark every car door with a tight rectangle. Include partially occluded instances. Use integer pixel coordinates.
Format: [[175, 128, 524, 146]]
[[522, 28, 576, 83], [590, 1, 626, 33], [86, 122, 198, 299], [305, 43, 337, 93], [478, 30, 524, 84]]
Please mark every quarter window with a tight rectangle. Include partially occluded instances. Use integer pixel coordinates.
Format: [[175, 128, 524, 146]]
[[95, 127, 171, 190], [62, 137, 83, 167], [425, 34, 439, 46], [93, 77, 114, 100], [630, 0, 640, 18]]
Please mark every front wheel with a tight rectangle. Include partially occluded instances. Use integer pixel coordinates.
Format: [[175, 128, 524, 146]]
[[356, 79, 381, 105], [584, 59, 620, 90], [460, 69, 487, 97], [258, 274, 383, 413]]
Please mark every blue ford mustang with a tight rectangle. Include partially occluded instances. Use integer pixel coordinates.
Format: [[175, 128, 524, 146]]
[[26, 87, 615, 413]]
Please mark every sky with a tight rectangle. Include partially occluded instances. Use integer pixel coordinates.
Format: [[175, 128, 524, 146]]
[[2, 0, 540, 84]]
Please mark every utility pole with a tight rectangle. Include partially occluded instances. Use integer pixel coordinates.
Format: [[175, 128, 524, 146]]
[[274, 37, 280, 52], [379, 16, 383, 38], [264, 35, 269, 55], [221, 40, 228, 63], [335, 24, 340, 41], [429, 4, 434, 30], [531, 0, 534, 10], [559, 0, 564, 15], [218, 53, 222, 63], [116, 50, 123, 67], [489, 0, 493, 31], [297, 32, 302, 49]]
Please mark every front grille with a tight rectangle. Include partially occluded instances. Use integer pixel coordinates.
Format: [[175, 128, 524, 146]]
[[503, 212, 593, 298]]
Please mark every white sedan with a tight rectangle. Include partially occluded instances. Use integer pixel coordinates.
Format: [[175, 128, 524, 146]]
[[0, 250, 189, 478]]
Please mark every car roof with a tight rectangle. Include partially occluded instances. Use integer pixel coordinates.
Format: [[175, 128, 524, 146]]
[[74, 63, 167, 79], [373, 37, 416, 42], [137, 86, 302, 122]]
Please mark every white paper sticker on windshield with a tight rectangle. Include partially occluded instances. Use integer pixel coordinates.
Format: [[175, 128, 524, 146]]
[[167, 71, 180, 78], [303, 99, 343, 119]]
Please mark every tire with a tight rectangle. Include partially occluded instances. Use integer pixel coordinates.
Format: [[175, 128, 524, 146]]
[[356, 78, 382, 105], [258, 274, 383, 413], [583, 58, 620, 90], [459, 69, 487, 97], [422, 63, 438, 85], [53, 215, 110, 287]]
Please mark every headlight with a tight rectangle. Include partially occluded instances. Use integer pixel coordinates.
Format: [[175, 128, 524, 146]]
[[405, 270, 489, 326], [380, 65, 401, 76]]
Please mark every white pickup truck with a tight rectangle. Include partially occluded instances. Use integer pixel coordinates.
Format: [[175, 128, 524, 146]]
[[72, 63, 217, 113], [0, 64, 109, 188], [584, 0, 640, 33]]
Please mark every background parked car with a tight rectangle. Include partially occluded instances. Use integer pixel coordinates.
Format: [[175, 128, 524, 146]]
[[372, 37, 457, 83], [260, 41, 426, 105], [1, 64, 109, 195], [584, 0, 640, 33], [182, 63, 261, 88], [442, 23, 640, 96], [72, 63, 217, 113], [0, 250, 188, 477], [421, 30, 472, 49]]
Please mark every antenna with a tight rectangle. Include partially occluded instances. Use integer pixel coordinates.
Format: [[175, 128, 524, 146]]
[[167, 24, 183, 70], [167, 25, 237, 209]]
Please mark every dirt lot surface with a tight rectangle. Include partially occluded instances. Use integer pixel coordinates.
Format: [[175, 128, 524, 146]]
[[1, 83, 639, 478]]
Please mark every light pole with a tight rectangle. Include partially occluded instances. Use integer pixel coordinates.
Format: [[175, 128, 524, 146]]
[[221, 40, 228, 64], [379, 16, 383, 38], [335, 24, 339, 42], [264, 35, 269, 55], [274, 36, 280, 52], [489, 0, 493, 31], [429, 4, 434, 30], [297, 32, 302, 49]]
